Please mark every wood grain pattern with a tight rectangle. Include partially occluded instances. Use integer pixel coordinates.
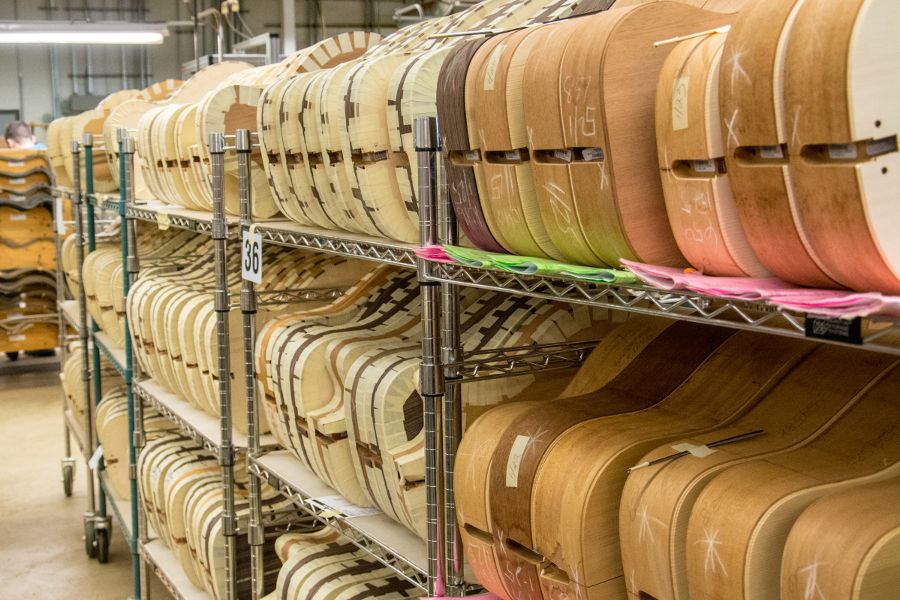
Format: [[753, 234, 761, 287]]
[[718, 0, 840, 287], [781, 477, 900, 600], [656, 33, 770, 277], [783, 0, 900, 293], [685, 363, 900, 600], [620, 345, 896, 600]]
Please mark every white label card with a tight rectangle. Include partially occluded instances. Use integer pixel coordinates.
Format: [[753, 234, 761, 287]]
[[693, 160, 716, 173], [313, 495, 380, 518], [672, 76, 689, 131], [505, 435, 530, 487], [88, 445, 104, 471], [242, 230, 263, 284], [157, 211, 171, 230], [672, 442, 716, 458], [8, 334, 25, 342], [9, 213, 26, 221]]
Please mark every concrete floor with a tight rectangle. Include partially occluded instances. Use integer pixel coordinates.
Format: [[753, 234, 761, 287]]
[[0, 354, 172, 600]]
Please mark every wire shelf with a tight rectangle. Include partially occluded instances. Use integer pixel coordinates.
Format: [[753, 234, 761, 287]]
[[98, 469, 134, 548], [134, 378, 273, 459], [140, 537, 210, 600], [425, 261, 900, 355], [253, 220, 418, 268], [249, 451, 429, 592], [93, 331, 127, 377]]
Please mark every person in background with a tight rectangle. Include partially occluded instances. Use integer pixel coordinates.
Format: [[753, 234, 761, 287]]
[[4, 121, 46, 150]]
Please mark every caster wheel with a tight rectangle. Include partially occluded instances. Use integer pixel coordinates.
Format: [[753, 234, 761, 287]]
[[5, 351, 18, 361], [84, 520, 97, 559], [96, 528, 110, 564], [62, 464, 74, 497]]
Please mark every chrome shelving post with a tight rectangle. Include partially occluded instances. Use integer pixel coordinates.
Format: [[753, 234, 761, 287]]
[[437, 157, 467, 595], [236, 128, 265, 600], [85, 134, 113, 565], [209, 131, 238, 600], [72, 140, 101, 558], [415, 116, 445, 596], [55, 185, 76, 497], [118, 127, 144, 599]]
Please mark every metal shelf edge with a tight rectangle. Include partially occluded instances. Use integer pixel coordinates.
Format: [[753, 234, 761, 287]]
[[250, 450, 429, 591], [425, 261, 900, 356], [98, 469, 134, 547], [92, 331, 127, 377], [140, 538, 210, 600]]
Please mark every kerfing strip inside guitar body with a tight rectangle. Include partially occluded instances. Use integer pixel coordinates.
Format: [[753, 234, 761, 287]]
[[319, 61, 375, 235], [282, 72, 337, 229], [347, 54, 422, 242], [200, 84, 277, 217], [620, 344, 895, 600], [255, 264, 398, 452], [438, 38, 507, 253], [783, 0, 900, 293], [718, 0, 840, 288], [104, 99, 158, 200], [684, 361, 900, 600], [656, 32, 770, 277], [258, 78, 302, 222], [387, 47, 450, 227], [781, 477, 900, 600]]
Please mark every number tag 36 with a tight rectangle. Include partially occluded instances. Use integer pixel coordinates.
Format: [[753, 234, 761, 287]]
[[242, 229, 262, 284]]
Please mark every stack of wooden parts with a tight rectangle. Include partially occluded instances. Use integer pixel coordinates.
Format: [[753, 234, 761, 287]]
[[139, 431, 297, 599], [60, 345, 113, 421], [45, 80, 182, 194], [263, 528, 424, 599], [435, 0, 900, 295], [0, 268, 57, 353], [0, 146, 59, 352], [126, 247, 369, 434], [81, 224, 187, 349], [257, 261, 617, 538], [0, 149, 53, 206], [95, 386, 169, 499], [255, 0, 589, 242], [453, 316, 900, 600]]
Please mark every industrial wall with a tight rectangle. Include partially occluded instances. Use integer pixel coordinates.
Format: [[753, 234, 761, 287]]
[[0, 0, 405, 126]]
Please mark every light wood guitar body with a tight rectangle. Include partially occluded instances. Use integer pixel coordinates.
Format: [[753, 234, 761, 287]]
[[656, 33, 769, 277], [781, 477, 900, 600], [620, 346, 897, 600], [684, 363, 900, 600]]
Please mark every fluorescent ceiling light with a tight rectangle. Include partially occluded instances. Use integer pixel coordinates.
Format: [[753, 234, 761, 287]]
[[0, 21, 169, 45]]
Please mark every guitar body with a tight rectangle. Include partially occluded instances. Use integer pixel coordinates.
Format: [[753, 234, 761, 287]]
[[620, 346, 896, 600], [784, 0, 900, 293], [781, 477, 900, 600], [656, 33, 769, 277], [685, 364, 900, 600], [718, 0, 840, 287]]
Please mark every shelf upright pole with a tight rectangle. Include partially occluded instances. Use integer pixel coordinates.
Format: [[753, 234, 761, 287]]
[[236, 128, 265, 600], [83, 133, 110, 525], [209, 131, 238, 600], [118, 127, 143, 600], [72, 140, 98, 529], [56, 185, 75, 486], [415, 116, 446, 596], [438, 156, 467, 594]]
